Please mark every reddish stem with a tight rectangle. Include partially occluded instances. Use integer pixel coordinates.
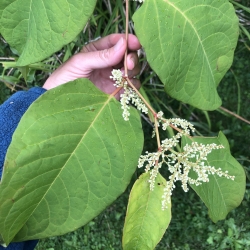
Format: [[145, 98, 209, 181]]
[[126, 77, 156, 116], [124, 0, 129, 77]]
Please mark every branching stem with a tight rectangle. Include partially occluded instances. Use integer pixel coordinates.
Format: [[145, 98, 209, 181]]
[[154, 115, 161, 150], [219, 106, 250, 125], [111, 86, 123, 97], [124, 0, 129, 77], [123, 0, 156, 116], [123, 0, 161, 150], [126, 78, 156, 115], [122, 0, 191, 153]]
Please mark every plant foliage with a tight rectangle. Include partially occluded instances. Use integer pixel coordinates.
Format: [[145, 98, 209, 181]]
[[0, 0, 97, 66], [182, 132, 246, 223], [0, 79, 143, 244], [0, 0, 246, 249], [133, 0, 239, 110], [123, 172, 171, 250]]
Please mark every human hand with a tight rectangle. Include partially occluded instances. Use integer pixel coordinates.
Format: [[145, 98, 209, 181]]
[[43, 34, 141, 99]]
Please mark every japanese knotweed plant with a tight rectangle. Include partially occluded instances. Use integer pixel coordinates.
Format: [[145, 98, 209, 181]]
[[0, 0, 246, 249]]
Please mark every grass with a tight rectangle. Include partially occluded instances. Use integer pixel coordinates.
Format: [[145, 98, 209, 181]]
[[0, 0, 250, 249]]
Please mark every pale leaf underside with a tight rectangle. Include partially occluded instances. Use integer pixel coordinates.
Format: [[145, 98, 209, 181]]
[[123, 172, 171, 250], [133, 0, 239, 110], [0, 0, 97, 66]]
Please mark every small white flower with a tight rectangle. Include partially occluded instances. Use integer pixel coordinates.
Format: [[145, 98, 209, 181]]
[[157, 111, 164, 120], [129, 89, 148, 114], [110, 69, 148, 121], [110, 69, 123, 87], [160, 118, 195, 135], [111, 68, 235, 211], [137, 113, 234, 210]]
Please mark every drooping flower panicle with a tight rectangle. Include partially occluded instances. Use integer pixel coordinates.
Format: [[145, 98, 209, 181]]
[[110, 69, 148, 121], [110, 69, 235, 211], [138, 111, 235, 210]]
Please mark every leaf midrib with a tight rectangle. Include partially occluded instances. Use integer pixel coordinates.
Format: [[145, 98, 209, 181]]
[[6, 94, 115, 242], [164, 0, 215, 85]]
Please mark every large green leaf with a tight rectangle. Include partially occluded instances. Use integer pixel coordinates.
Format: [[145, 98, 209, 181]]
[[123, 172, 171, 250], [0, 79, 143, 245], [182, 132, 246, 223], [133, 0, 239, 110], [0, 0, 96, 66]]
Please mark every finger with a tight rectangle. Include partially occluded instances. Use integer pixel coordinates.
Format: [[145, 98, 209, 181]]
[[111, 51, 139, 70], [112, 61, 124, 70], [82, 34, 141, 53], [74, 37, 127, 70], [127, 52, 140, 71], [114, 79, 141, 100], [127, 65, 141, 78], [129, 78, 141, 91], [121, 66, 141, 78], [120, 55, 141, 78]]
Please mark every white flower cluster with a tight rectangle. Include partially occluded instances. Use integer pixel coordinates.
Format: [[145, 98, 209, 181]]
[[131, 0, 144, 2], [110, 69, 148, 121], [110, 69, 123, 87], [138, 111, 235, 210], [157, 111, 195, 134]]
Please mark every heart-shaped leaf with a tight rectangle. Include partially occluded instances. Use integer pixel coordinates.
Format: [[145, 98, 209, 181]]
[[0, 0, 97, 66], [133, 0, 239, 110], [123, 172, 171, 250], [182, 132, 246, 223], [0, 79, 143, 245]]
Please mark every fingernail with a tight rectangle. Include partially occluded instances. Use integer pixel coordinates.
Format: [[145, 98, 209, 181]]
[[114, 37, 124, 52], [130, 57, 135, 69]]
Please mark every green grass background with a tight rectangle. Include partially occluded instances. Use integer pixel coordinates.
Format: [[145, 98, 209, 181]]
[[0, 0, 250, 249]]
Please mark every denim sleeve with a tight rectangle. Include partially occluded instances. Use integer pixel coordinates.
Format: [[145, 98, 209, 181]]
[[0, 87, 47, 250]]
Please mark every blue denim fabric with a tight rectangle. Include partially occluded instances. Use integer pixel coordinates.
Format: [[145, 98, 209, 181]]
[[0, 87, 46, 250]]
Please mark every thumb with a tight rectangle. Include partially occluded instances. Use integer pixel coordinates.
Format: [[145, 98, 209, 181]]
[[78, 37, 126, 70], [43, 38, 126, 90]]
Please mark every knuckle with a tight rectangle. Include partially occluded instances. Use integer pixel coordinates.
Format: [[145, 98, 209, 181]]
[[69, 54, 81, 65], [99, 49, 110, 62], [81, 42, 97, 53], [130, 79, 141, 89]]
